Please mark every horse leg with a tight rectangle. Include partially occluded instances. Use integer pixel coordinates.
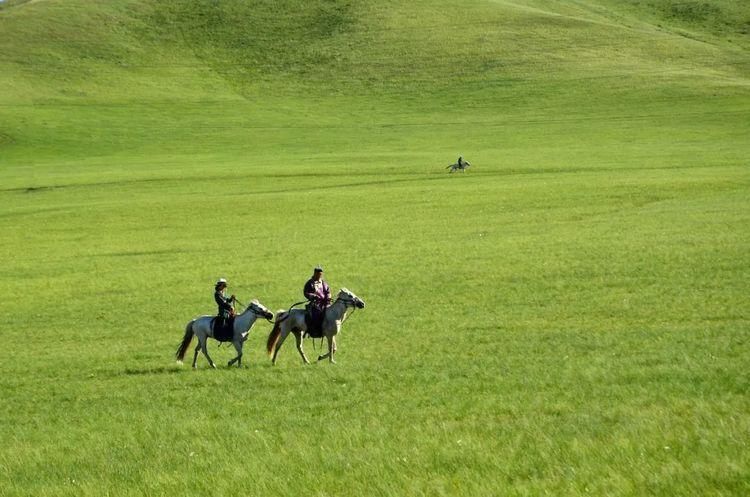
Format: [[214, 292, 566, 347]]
[[228, 340, 242, 368], [271, 328, 291, 365], [317, 341, 329, 362], [235, 340, 243, 368], [200, 338, 217, 369], [330, 336, 338, 364], [192, 343, 200, 368], [317, 335, 336, 363], [293, 331, 310, 364]]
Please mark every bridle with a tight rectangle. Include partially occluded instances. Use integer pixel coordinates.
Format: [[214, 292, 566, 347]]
[[334, 293, 363, 323], [242, 301, 274, 323], [335, 294, 361, 307]]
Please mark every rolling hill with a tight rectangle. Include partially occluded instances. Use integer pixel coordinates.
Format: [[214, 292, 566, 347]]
[[1, 0, 748, 170]]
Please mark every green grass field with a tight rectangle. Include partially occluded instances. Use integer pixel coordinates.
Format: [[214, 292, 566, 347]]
[[1, 0, 749, 495]]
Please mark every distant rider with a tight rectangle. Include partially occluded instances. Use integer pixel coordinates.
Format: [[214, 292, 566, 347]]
[[303, 266, 331, 334], [214, 278, 235, 333]]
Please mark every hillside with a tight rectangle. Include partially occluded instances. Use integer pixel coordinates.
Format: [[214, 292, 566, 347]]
[[0, 0, 748, 174]]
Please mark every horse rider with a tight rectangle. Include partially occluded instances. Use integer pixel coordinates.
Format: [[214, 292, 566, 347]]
[[457, 156, 465, 168], [303, 266, 331, 334], [214, 278, 236, 334]]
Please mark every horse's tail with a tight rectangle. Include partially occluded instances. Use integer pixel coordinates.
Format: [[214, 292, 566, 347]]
[[176, 320, 195, 363], [266, 311, 286, 356]]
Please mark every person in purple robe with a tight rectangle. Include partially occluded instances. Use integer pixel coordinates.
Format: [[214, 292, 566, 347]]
[[303, 266, 331, 334]]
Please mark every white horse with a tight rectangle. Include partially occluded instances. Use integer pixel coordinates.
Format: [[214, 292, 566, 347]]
[[266, 288, 365, 364], [176, 300, 274, 368], [447, 159, 471, 173]]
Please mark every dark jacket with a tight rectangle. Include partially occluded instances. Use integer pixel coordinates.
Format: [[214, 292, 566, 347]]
[[214, 289, 234, 318]]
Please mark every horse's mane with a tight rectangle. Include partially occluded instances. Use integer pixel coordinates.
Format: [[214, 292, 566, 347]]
[[240, 300, 261, 314]]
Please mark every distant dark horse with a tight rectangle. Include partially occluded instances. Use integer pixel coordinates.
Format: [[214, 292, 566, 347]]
[[176, 300, 274, 368], [447, 159, 471, 173]]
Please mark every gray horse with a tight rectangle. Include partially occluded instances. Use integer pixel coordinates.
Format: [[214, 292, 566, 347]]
[[266, 288, 365, 364], [176, 300, 274, 368]]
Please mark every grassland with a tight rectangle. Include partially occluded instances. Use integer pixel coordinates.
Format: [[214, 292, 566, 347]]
[[0, 0, 749, 496]]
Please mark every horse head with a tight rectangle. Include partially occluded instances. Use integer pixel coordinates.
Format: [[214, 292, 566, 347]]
[[338, 288, 366, 309], [248, 300, 275, 321]]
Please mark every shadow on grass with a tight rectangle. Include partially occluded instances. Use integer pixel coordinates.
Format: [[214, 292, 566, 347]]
[[115, 364, 271, 377], [122, 366, 187, 376], [1, 162, 719, 195], [92, 248, 193, 258]]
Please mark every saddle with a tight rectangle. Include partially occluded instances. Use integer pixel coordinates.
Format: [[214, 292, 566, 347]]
[[304, 305, 324, 338], [211, 316, 236, 342]]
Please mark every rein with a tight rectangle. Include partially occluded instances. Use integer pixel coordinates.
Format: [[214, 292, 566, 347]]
[[276, 295, 360, 325], [235, 298, 274, 323], [275, 300, 309, 324], [333, 295, 362, 325]]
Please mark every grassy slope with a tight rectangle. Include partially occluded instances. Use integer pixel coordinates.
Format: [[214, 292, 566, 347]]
[[0, 1, 749, 496], [1, 1, 747, 168]]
